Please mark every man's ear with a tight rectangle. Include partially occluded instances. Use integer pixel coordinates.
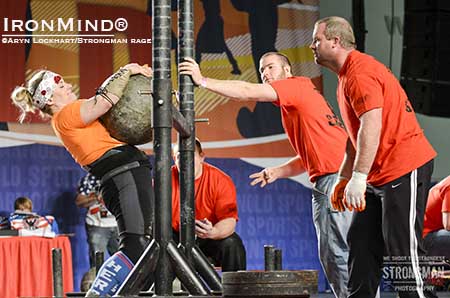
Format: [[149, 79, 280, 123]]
[[199, 151, 205, 161], [284, 65, 292, 76], [332, 36, 340, 48]]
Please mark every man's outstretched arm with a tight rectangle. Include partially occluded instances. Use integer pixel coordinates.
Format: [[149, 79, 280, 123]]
[[179, 57, 277, 102], [249, 156, 305, 188]]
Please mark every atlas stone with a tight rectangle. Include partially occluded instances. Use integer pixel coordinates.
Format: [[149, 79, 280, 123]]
[[101, 74, 153, 145]]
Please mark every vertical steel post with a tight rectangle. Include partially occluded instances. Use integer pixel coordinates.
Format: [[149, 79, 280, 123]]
[[152, 0, 174, 295], [264, 245, 276, 271], [52, 248, 63, 297], [274, 248, 283, 270], [94, 250, 104, 275], [177, 0, 196, 264]]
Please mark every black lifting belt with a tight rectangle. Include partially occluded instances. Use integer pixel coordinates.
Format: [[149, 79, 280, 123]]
[[100, 160, 141, 184]]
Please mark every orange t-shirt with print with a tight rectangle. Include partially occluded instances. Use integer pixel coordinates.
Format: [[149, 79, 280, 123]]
[[171, 162, 238, 232], [337, 50, 436, 186], [423, 176, 450, 237], [270, 76, 347, 182], [51, 100, 124, 166]]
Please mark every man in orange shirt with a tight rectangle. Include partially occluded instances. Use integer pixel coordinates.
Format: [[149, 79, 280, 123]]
[[423, 176, 450, 260], [311, 16, 436, 298], [180, 52, 352, 298], [171, 138, 246, 271]]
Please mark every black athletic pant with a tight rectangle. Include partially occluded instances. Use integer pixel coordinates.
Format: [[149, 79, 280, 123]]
[[173, 231, 247, 272], [197, 232, 247, 272], [88, 145, 154, 264], [347, 160, 433, 298]]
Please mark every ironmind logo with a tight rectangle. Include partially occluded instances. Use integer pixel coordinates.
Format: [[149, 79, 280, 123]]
[[2, 17, 128, 36]]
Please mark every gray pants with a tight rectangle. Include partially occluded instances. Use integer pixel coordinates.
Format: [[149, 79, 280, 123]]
[[86, 224, 119, 267], [312, 173, 353, 298]]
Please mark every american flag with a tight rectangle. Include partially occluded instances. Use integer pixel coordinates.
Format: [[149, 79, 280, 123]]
[[78, 173, 101, 196]]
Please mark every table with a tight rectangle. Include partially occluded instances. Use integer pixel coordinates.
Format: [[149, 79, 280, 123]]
[[0, 236, 74, 298]]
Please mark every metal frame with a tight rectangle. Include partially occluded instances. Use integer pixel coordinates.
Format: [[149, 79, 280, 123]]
[[116, 0, 222, 296]]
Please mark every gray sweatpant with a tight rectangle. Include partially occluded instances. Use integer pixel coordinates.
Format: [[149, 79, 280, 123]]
[[312, 173, 353, 298]]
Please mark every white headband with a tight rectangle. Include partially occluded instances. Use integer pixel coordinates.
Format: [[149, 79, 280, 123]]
[[30, 71, 62, 109]]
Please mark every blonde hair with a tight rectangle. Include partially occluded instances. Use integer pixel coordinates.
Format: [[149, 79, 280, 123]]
[[11, 70, 53, 122], [14, 196, 33, 212], [316, 16, 356, 49]]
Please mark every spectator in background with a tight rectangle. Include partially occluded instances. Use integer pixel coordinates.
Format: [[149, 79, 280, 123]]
[[9, 196, 59, 235], [171, 138, 246, 271], [14, 197, 33, 212], [76, 173, 119, 268], [423, 175, 450, 260]]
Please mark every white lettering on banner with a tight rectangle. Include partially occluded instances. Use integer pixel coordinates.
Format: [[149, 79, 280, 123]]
[[27, 165, 81, 187], [93, 278, 109, 291], [244, 216, 303, 236], [107, 260, 123, 273], [239, 194, 273, 213], [0, 165, 21, 186], [101, 269, 114, 282], [92, 262, 124, 292]]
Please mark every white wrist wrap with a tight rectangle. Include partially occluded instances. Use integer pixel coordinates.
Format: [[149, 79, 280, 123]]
[[351, 171, 368, 183]]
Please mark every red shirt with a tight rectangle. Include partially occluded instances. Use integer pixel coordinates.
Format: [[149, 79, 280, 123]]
[[270, 76, 347, 182], [337, 50, 436, 185], [171, 162, 238, 232], [423, 176, 450, 237]]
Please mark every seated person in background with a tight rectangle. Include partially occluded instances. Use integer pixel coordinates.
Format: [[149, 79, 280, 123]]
[[9, 196, 59, 235], [423, 175, 450, 261], [76, 173, 119, 268], [14, 196, 33, 212], [172, 138, 246, 271]]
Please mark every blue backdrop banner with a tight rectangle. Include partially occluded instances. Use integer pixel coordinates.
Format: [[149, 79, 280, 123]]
[[0, 144, 327, 292]]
